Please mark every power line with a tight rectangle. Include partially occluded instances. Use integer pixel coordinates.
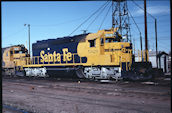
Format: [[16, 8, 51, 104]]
[[130, 20, 170, 25], [128, 14, 169, 19], [68, 1, 109, 36], [158, 44, 170, 50], [158, 39, 170, 40], [131, 30, 170, 36], [131, 0, 156, 19], [128, 10, 141, 33], [130, 21, 153, 25], [32, 15, 90, 27], [99, 2, 112, 30], [86, 1, 110, 31], [143, 36, 170, 39], [128, 8, 143, 53], [132, 0, 159, 62], [3, 28, 25, 39]]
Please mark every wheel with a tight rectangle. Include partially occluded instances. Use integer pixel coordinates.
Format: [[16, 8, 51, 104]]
[[76, 68, 85, 78]]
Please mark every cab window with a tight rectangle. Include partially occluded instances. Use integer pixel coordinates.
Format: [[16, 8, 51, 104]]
[[88, 39, 96, 47], [105, 38, 115, 43], [19, 51, 23, 54], [10, 51, 13, 55], [105, 38, 121, 43], [14, 51, 19, 54], [100, 38, 104, 45]]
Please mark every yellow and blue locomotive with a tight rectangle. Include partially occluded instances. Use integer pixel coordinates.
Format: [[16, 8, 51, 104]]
[[2, 28, 153, 80], [2, 44, 29, 76], [22, 28, 134, 80]]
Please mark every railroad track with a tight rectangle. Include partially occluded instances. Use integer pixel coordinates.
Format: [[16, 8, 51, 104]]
[[3, 81, 169, 113], [3, 77, 171, 113], [3, 77, 170, 97]]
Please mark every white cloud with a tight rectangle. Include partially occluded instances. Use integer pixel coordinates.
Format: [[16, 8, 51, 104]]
[[135, 6, 170, 16]]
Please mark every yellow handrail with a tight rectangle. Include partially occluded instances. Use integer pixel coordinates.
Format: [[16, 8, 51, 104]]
[[115, 49, 132, 71], [23, 50, 133, 72]]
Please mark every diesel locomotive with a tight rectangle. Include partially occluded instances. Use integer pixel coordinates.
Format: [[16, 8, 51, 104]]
[[2, 44, 29, 76], [2, 28, 153, 80]]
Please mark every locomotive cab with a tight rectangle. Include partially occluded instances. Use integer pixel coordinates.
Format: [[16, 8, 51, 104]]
[[77, 28, 133, 80], [78, 28, 132, 67]]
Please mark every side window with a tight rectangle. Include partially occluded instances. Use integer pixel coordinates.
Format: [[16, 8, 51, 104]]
[[100, 38, 104, 46], [105, 38, 110, 43], [105, 38, 115, 43], [88, 39, 96, 47], [10, 51, 13, 55], [14, 51, 19, 54]]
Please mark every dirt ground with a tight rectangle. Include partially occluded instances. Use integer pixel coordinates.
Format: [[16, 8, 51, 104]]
[[2, 77, 171, 113]]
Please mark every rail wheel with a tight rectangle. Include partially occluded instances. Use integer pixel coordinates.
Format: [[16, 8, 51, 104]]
[[76, 68, 85, 79]]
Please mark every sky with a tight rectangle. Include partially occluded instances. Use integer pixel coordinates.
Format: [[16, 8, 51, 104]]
[[1, 0, 171, 54]]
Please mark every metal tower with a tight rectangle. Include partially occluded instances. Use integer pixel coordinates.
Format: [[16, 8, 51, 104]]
[[112, 0, 131, 42]]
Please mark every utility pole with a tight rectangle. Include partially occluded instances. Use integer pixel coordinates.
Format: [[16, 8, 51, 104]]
[[155, 19, 158, 68], [144, 0, 148, 62], [132, 0, 158, 63], [140, 32, 143, 61], [25, 41, 27, 50], [24, 24, 30, 55], [112, 1, 114, 28], [28, 24, 30, 55], [133, 38, 135, 55]]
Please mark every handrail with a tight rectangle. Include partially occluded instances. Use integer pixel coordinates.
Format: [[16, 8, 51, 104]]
[[22, 50, 133, 71], [137, 50, 149, 62], [115, 49, 132, 71]]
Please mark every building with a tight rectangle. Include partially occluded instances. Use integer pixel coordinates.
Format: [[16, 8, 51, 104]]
[[135, 50, 170, 73], [167, 52, 171, 73]]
